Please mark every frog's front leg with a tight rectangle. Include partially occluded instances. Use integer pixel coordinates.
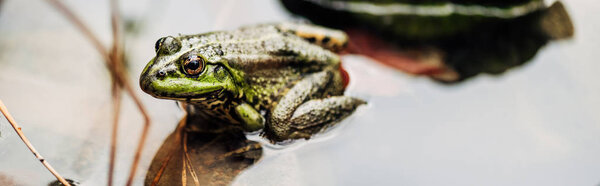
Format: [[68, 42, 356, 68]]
[[235, 103, 265, 132], [268, 71, 365, 141]]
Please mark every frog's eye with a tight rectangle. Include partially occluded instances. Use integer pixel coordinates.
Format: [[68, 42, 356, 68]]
[[155, 36, 181, 54], [183, 56, 204, 76]]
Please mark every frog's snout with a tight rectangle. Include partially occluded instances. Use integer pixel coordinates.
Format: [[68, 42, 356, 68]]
[[139, 73, 156, 96], [140, 65, 184, 98], [139, 68, 162, 96]]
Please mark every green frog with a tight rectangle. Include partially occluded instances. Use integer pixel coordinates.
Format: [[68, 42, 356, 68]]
[[139, 23, 365, 142]]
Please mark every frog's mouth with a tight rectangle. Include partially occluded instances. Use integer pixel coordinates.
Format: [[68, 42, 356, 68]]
[[140, 75, 225, 101], [149, 89, 223, 102]]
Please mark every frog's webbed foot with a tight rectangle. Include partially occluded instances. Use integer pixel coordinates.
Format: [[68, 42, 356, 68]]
[[267, 71, 365, 141]]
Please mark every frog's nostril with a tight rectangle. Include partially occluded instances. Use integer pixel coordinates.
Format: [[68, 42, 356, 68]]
[[157, 70, 167, 77]]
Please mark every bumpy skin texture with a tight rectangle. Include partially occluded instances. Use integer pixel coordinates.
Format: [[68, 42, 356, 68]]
[[140, 23, 364, 142]]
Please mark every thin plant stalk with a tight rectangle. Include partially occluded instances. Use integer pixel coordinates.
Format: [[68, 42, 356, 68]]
[[107, 0, 122, 185], [124, 91, 151, 186], [0, 100, 71, 186], [46, 0, 110, 62], [44, 0, 152, 185], [107, 83, 122, 186]]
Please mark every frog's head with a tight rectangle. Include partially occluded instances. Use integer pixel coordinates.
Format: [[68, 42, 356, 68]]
[[139, 36, 240, 101]]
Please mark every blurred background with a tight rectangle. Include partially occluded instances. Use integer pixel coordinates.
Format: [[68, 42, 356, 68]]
[[0, 0, 599, 185]]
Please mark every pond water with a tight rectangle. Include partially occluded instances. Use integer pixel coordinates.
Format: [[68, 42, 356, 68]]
[[1, 0, 599, 185]]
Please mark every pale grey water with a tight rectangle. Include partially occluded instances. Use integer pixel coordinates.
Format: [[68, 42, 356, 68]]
[[0, 0, 599, 185]]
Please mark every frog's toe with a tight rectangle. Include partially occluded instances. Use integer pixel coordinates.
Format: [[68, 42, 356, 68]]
[[288, 131, 313, 140]]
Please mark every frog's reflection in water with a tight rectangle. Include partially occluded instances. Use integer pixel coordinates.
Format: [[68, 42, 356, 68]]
[[281, 1, 574, 83], [145, 111, 262, 186]]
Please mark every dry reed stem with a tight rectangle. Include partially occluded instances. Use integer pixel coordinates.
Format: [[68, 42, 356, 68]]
[[0, 100, 71, 186], [124, 94, 151, 186], [46, 0, 110, 62], [44, 0, 152, 185], [108, 82, 122, 186], [108, 0, 122, 185]]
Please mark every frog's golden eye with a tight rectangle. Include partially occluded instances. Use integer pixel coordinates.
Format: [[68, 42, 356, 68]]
[[183, 56, 204, 76]]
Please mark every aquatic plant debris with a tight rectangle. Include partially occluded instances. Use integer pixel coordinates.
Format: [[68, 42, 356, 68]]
[[0, 99, 71, 186]]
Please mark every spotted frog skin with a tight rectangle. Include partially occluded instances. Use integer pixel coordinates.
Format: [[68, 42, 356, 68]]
[[140, 23, 365, 142]]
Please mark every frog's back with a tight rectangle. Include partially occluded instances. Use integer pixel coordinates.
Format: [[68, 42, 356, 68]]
[[179, 24, 342, 74], [230, 24, 347, 110]]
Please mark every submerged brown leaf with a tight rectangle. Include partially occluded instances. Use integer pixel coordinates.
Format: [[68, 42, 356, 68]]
[[146, 115, 262, 186]]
